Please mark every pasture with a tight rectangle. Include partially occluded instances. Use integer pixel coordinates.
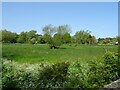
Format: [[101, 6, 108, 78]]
[[2, 44, 119, 89], [2, 44, 117, 64]]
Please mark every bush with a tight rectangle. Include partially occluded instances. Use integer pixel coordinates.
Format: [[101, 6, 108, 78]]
[[87, 52, 119, 88], [2, 51, 119, 89], [65, 60, 89, 89], [2, 59, 70, 89], [2, 59, 20, 90], [36, 61, 69, 88]]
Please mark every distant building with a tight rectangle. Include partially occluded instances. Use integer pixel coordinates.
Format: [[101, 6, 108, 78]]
[[115, 42, 118, 45]]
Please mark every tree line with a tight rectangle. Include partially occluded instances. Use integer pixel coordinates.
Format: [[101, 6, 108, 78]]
[[0, 24, 119, 47]]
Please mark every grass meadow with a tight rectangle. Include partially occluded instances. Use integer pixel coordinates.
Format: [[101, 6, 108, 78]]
[[2, 44, 117, 64], [2, 44, 119, 89]]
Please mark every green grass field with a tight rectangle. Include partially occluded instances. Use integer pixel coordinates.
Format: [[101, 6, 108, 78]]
[[2, 44, 118, 64]]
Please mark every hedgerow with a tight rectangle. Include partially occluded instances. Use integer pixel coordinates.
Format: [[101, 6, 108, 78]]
[[2, 51, 119, 89], [2, 59, 69, 89]]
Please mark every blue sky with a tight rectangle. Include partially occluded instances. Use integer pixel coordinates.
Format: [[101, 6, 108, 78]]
[[2, 2, 118, 38]]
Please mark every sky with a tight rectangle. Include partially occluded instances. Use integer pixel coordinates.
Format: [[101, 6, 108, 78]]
[[2, 2, 118, 38]]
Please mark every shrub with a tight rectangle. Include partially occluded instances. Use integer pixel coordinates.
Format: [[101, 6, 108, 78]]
[[2, 59, 20, 90], [36, 61, 70, 88], [2, 51, 119, 89], [2, 59, 70, 89], [87, 51, 119, 88], [102, 52, 119, 83], [65, 60, 89, 89]]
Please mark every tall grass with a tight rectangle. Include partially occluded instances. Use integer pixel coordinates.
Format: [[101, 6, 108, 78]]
[[2, 43, 117, 64]]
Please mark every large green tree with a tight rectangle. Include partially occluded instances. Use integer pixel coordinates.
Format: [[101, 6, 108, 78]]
[[17, 32, 27, 43], [37, 35, 45, 44], [52, 25, 71, 46], [73, 30, 96, 44], [17, 30, 38, 44], [42, 24, 56, 36], [43, 34, 52, 44], [26, 30, 37, 44], [57, 24, 71, 35], [52, 33, 63, 47], [42, 24, 71, 48], [87, 35, 97, 45], [42, 25, 55, 44], [62, 32, 71, 44], [74, 30, 91, 44], [2, 30, 18, 43]]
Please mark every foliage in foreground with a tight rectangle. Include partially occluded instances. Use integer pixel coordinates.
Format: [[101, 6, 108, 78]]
[[87, 52, 119, 88], [2, 60, 69, 89], [2, 52, 119, 89]]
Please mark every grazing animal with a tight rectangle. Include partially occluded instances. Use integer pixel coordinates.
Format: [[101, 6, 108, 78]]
[[50, 45, 56, 49]]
